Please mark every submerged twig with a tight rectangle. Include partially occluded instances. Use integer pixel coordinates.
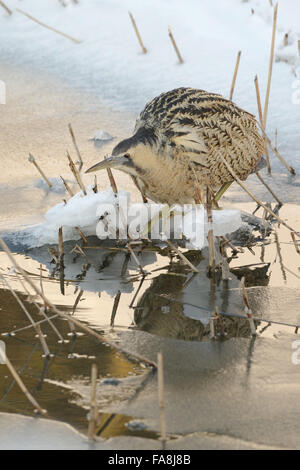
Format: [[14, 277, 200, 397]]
[[0, 349, 47, 416], [88, 363, 99, 441], [0, 238, 157, 368]]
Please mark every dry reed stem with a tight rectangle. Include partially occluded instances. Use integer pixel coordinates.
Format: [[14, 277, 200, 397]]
[[255, 171, 282, 206], [110, 291, 121, 327], [291, 232, 300, 255], [240, 277, 256, 335], [168, 27, 184, 64], [263, 3, 278, 129], [128, 12, 147, 54], [229, 50, 241, 100], [157, 352, 167, 448], [75, 227, 88, 244], [60, 176, 74, 197], [67, 151, 87, 194], [72, 289, 84, 315], [28, 154, 52, 188], [254, 75, 271, 173], [298, 40, 300, 57], [165, 240, 199, 273], [0, 238, 157, 368], [258, 124, 296, 175], [220, 155, 300, 236], [68, 124, 83, 170], [106, 168, 118, 195], [0, 1, 12, 15], [127, 244, 146, 275], [93, 175, 98, 193], [16, 8, 81, 44], [0, 350, 47, 415], [88, 363, 99, 441]]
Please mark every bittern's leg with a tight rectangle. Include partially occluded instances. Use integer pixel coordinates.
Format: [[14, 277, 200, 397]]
[[214, 181, 233, 202]]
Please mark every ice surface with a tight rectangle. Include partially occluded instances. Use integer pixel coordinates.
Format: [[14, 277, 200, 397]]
[[92, 129, 113, 142]]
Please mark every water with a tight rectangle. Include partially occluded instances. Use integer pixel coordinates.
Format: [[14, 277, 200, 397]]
[[0, 51, 300, 448]]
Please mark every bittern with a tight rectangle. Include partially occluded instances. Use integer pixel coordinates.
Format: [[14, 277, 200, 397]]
[[86, 87, 265, 205]]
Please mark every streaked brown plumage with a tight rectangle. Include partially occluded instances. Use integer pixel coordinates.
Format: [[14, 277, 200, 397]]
[[86, 87, 265, 205]]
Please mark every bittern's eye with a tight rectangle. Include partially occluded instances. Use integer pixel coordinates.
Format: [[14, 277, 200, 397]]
[[124, 153, 131, 159]]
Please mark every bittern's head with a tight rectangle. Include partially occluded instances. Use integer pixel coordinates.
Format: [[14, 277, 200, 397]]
[[85, 126, 159, 178]]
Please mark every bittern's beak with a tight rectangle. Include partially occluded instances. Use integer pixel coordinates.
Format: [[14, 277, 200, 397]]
[[85, 155, 128, 174]]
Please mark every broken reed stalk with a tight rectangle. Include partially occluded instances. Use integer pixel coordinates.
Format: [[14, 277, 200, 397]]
[[254, 75, 271, 173], [291, 232, 300, 255], [263, 3, 278, 129], [16, 8, 81, 44], [93, 175, 98, 193], [0, 349, 47, 415], [106, 168, 118, 195], [68, 124, 83, 170], [240, 277, 256, 335], [110, 291, 121, 327], [165, 240, 199, 273], [229, 50, 241, 100], [168, 27, 184, 64], [258, 124, 296, 175], [127, 244, 146, 275], [0, 275, 51, 358], [28, 154, 52, 188], [128, 12, 147, 54], [255, 171, 282, 206], [0, 0, 12, 15], [220, 155, 300, 236], [157, 352, 167, 448], [60, 176, 74, 197], [58, 227, 65, 295], [75, 227, 88, 244], [72, 289, 84, 315], [88, 363, 99, 441], [67, 151, 87, 194], [0, 238, 157, 368]]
